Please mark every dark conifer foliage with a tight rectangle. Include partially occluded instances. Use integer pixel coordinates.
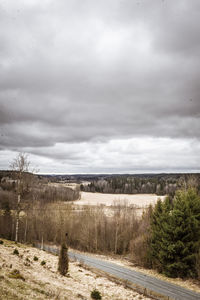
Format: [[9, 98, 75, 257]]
[[150, 189, 200, 278], [58, 243, 69, 276], [150, 198, 167, 272]]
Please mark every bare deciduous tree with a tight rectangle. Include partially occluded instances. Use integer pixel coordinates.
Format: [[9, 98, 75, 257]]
[[10, 153, 31, 243]]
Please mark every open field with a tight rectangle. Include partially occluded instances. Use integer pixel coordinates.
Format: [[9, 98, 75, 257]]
[[48, 182, 79, 190], [48, 182, 166, 208], [75, 192, 166, 208]]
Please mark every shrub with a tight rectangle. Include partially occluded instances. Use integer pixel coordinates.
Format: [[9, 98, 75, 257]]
[[130, 234, 151, 268], [13, 248, 19, 255], [90, 289, 102, 300], [41, 260, 46, 266], [129, 205, 152, 268], [58, 243, 69, 275], [0, 240, 3, 245], [34, 256, 38, 261]]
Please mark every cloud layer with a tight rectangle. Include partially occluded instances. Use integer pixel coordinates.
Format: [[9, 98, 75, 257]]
[[0, 0, 200, 173]]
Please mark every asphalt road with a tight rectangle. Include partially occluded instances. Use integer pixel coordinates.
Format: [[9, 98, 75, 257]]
[[36, 243, 200, 300]]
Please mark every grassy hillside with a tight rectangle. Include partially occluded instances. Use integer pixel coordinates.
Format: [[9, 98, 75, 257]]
[[0, 239, 151, 300]]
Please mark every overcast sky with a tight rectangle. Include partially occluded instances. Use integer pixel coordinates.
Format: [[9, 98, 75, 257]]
[[0, 0, 200, 173]]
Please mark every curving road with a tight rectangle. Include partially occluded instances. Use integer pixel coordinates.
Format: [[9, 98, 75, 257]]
[[35, 243, 200, 300]]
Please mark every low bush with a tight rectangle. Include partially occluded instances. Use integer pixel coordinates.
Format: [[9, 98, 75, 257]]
[[13, 248, 19, 255], [90, 289, 102, 300], [41, 260, 46, 266], [34, 256, 38, 261]]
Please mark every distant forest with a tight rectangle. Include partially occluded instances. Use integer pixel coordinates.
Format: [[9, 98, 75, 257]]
[[0, 170, 80, 204], [79, 174, 200, 196], [1, 169, 200, 279], [1, 171, 200, 197]]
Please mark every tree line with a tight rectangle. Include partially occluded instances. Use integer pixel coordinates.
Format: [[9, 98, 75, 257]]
[[0, 153, 80, 243], [0, 154, 200, 280], [80, 174, 200, 196], [1, 187, 200, 279]]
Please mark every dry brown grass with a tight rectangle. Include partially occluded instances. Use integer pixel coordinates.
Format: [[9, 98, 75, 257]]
[[76, 192, 166, 207], [0, 240, 152, 300]]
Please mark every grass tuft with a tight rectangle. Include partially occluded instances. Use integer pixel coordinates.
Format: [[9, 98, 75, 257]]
[[41, 260, 46, 266], [8, 269, 25, 281], [13, 248, 19, 255], [90, 289, 102, 299]]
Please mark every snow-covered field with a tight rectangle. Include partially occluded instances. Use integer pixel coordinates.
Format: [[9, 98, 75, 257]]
[[76, 192, 166, 208]]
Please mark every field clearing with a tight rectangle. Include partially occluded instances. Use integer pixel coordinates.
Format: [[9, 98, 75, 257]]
[[75, 192, 166, 208], [49, 182, 78, 190]]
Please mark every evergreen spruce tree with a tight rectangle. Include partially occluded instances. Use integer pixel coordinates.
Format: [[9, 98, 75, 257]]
[[58, 233, 69, 276], [163, 189, 200, 278], [150, 198, 164, 271], [156, 197, 172, 273], [150, 189, 200, 278], [150, 197, 171, 272]]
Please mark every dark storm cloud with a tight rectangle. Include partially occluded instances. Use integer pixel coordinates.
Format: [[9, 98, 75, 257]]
[[0, 0, 200, 172]]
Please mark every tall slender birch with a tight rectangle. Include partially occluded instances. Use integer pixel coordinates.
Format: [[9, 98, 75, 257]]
[[10, 153, 31, 243]]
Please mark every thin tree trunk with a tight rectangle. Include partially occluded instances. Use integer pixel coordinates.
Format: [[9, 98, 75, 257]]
[[95, 219, 98, 251], [24, 217, 28, 243], [41, 235, 44, 250], [114, 223, 119, 254], [15, 194, 21, 243], [11, 218, 15, 240]]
